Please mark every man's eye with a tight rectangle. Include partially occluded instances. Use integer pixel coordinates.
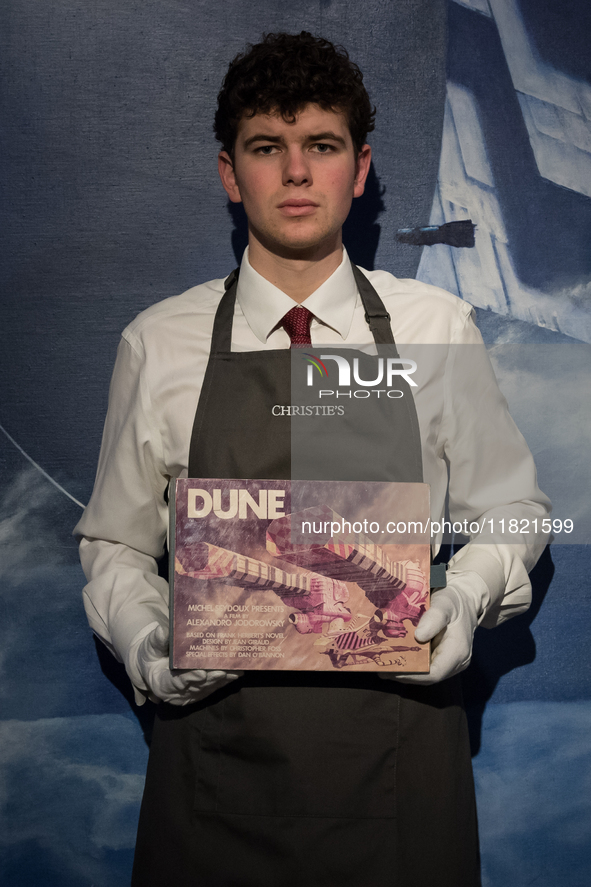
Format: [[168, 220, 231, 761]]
[[257, 145, 278, 155], [313, 143, 333, 153]]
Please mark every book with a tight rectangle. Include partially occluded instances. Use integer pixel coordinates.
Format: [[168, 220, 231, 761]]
[[170, 478, 431, 672]]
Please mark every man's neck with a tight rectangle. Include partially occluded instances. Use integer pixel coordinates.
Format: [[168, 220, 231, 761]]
[[247, 235, 344, 303]]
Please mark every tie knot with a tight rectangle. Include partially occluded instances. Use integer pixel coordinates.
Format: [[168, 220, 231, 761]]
[[282, 305, 313, 348]]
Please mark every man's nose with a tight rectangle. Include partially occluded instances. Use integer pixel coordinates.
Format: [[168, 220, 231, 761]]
[[282, 147, 311, 186]]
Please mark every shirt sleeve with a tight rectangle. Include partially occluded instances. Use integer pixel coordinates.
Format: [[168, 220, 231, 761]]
[[74, 334, 171, 667], [438, 305, 551, 627]]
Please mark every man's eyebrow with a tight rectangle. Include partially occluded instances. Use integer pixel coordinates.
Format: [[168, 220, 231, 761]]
[[306, 131, 347, 146], [242, 134, 285, 149], [242, 131, 348, 149]]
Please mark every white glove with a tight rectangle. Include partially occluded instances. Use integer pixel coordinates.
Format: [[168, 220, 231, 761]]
[[381, 570, 491, 686], [128, 623, 243, 705]]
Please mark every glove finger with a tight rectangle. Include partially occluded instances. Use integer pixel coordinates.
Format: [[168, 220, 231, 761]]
[[159, 671, 191, 695], [173, 669, 242, 688], [144, 623, 170, 659], [209, 670, 243, 681], [427, 629, 471, 681], [413, 604, 451, 644], [388, 622, 472, 685], [201, 670, 236, 682], [161, 673, 237, 705], [162, 692, 193, 706], [170, 670, 244, 697], [387, 672, 437, 685], [173, 669, 207, 685]]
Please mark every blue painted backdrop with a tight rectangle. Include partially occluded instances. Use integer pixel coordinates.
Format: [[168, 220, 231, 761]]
[[1, 2, 590, 885]]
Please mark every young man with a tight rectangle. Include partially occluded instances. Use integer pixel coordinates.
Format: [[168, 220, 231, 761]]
[[76, 32, 550, 887]]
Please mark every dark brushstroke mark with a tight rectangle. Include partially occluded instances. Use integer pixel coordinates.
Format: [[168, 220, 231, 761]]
[[397, 220, 476, 248], [342, 162, 385, 271], [228, 201, 248, 266], [519, 0, 591, 83]]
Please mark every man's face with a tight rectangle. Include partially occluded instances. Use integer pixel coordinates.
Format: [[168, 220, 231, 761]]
[[218, 104, 371, 257]]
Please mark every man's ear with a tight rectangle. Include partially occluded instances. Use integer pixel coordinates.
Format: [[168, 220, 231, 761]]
[[353, 144, 372, 199], [218, 151, 242, 203]]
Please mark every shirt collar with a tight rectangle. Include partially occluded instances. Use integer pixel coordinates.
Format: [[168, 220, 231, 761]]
[[236, 246, 359, 343]]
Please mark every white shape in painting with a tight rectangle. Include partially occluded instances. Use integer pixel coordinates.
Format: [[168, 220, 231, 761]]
[[418, 85, 509, 316], [417, 84, 591, 342], [517, 94, 591, 199], [488, 0, 591, 198]]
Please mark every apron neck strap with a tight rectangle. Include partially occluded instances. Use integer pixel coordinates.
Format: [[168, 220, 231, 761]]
[[209, 269, 240, 353], [350, 263, 396, 347], [211, 261, 398, 353]]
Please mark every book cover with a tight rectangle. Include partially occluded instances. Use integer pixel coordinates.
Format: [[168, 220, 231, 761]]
[[170, 478, 431, 672]]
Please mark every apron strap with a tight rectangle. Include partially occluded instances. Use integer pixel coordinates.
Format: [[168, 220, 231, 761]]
[[209, 269, 240, 354], [350, 263, 398, 350]]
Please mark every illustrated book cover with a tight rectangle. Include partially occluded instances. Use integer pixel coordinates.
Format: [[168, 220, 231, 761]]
[[170, 478, 431, 672]]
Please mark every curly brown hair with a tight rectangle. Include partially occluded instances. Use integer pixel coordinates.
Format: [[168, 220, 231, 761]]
[[214, 31, 376, 157]]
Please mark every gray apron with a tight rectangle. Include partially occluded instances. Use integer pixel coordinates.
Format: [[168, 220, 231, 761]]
[[132, 265, 480, 887]]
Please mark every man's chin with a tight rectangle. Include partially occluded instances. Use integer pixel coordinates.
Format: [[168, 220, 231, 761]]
[[255, 226, 341, 260]]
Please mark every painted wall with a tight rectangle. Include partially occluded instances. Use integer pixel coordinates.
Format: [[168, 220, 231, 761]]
[[0, 2, 589, 885]]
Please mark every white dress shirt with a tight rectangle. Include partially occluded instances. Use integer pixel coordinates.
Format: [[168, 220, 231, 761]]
[[75, 247, 551, 677]]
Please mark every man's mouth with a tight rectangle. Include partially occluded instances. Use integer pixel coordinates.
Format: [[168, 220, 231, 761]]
[[278, 199, 319, 217]]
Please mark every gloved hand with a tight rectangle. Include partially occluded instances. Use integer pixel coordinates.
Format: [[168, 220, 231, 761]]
[[381, 570, 490, 685], [128, 623, 243, 705]]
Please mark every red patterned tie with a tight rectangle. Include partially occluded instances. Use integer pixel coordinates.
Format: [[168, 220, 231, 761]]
[[281, 305, 313, 348]]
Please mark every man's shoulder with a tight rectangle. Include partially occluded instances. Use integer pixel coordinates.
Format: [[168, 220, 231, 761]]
[[359, 267, 475, 342], [121, 276, 227, 348], [362, 267, 468, 311]]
